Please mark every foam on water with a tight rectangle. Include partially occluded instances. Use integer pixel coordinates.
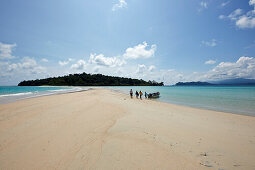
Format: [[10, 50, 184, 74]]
[[0, 86, 88, 104], [0, 92, 33, 97]]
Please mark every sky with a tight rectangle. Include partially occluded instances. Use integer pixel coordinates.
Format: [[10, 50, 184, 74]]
[[0, 0, 255, 85]]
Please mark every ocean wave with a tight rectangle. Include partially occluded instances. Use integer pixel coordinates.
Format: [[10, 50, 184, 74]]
[[0, 92, 33, 97], [47, 87, 84, 92], [48, 89, 72, 92]]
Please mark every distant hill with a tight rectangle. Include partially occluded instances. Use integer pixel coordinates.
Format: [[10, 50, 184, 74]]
[[210, 78, 255, 85], [175, 78, 255, 86], [175, 81, 213, 86], [18, 72, 164, 86]]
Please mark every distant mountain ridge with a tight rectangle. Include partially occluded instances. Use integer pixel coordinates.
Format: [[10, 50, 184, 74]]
[[175, 78, 255, 86], [209, 78, 255, 85], [175, 82, 213, 86]]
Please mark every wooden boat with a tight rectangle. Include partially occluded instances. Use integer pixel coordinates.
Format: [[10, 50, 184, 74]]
[[148, 92, 160, 98]]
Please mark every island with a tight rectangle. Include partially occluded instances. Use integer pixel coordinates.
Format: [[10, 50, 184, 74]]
[[18, 72, 164, 86], [175, 79, 255, 86], [175, 81, 213, 86]]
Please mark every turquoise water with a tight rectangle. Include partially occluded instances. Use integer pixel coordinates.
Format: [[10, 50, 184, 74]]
[[0, 86, 87, 104], [109, 86, 255, 116]]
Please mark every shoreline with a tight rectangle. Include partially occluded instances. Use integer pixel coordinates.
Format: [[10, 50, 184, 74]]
[[108, 87, 255, 117], [1, 86, 254, 118], [0, 86, 89, 105], [0, 87, 255, 169], [2, 86, 254, 118]]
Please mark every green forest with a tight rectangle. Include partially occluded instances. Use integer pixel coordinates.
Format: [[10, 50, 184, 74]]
[[18, 72, 164, 86]]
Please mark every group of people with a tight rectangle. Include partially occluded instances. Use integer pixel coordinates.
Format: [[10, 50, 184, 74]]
[[129, 89, 148, 99]]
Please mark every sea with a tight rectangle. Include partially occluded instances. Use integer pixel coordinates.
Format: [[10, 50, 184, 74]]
[[1, 86, 255, 117], [0, 86, 88, 104], [109, 86, 255, 117]]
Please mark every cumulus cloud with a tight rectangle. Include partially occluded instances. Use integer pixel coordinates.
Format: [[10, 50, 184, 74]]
[[71, 59, 86, 70], [112, 0, 127, 11], [1, 57, 46, 75], [19, 57, 37, 69], [205, 60, 216, 65], [202, 39, 217, 47], [58, 58, 73, 66], [59, 61, 68, 66], [135, 64, 156, 75], [123, 42, 156, 59], [132, 57, 255, 85], [0, 42, 16, 60], [219, 1, 255, 29], [93, 66, 100, 73], [89, 53, 125, 67], [202, 56, 255, 80], [236, 15, 255, 29], [136, 64, 147, 74], [6, 63, 18, 73], [148, 65, 156, 72]]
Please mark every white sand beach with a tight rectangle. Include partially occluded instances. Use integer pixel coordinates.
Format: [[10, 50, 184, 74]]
[[0, 87, 255, 169]]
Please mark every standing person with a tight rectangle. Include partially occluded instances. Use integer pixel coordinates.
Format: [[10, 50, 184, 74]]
[[135, 91, 139, 98], [145, 92, 148, 99], [139, 91, 143, 99], [130, 89, 133, 98]]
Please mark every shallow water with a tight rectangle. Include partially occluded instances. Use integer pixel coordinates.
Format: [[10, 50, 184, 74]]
[[0, 86, 87, 104], [109, 86, 255, 116]]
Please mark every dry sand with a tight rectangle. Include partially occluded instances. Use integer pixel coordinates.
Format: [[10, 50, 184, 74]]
[[0, 87, 255, 170]]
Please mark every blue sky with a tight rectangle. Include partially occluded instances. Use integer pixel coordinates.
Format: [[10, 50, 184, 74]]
[[0, 0, 255, 85]]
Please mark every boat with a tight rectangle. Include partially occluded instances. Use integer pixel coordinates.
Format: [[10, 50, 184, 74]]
[[148, 92, 160, 98]]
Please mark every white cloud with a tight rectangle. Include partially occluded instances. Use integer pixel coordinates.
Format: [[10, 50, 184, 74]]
[[93, 66, 100, 73], [89, 53, 125, 67], [220, 1, 255, 29], [112, 0, 127, 11], [219, 9, 242, 20], [136, 64, 147, 74], [71, 59, 86, 70], [131, 57, 255, 85], [18, 57, 37, 69], [200, 1, 208, 9], [59, 61, 68, 66], [123, 42, 157, 59], [202, 39, 217, 47], [236, 15, 255, 28], [221, 1, 230, 7], [202, 56, 255, 80], [229, 9, 243, 20], [41, 58, 48, 62], [7, 63, 18, 72], [219, 15, 225, 19], [149, 65, 156, 72], [1, 57, 46, 75], [58, 58, 73, 66], [205, 60, 216, 65], [250, 0, 255, 6], [0, 42, 16, 60]]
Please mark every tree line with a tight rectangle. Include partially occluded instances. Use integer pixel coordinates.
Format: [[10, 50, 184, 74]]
[[18, 72, 164, 86]]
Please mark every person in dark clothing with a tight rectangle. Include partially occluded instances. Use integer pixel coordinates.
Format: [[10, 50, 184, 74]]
[[135, 91, 139, 98], [130, 89, 133, 98]]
